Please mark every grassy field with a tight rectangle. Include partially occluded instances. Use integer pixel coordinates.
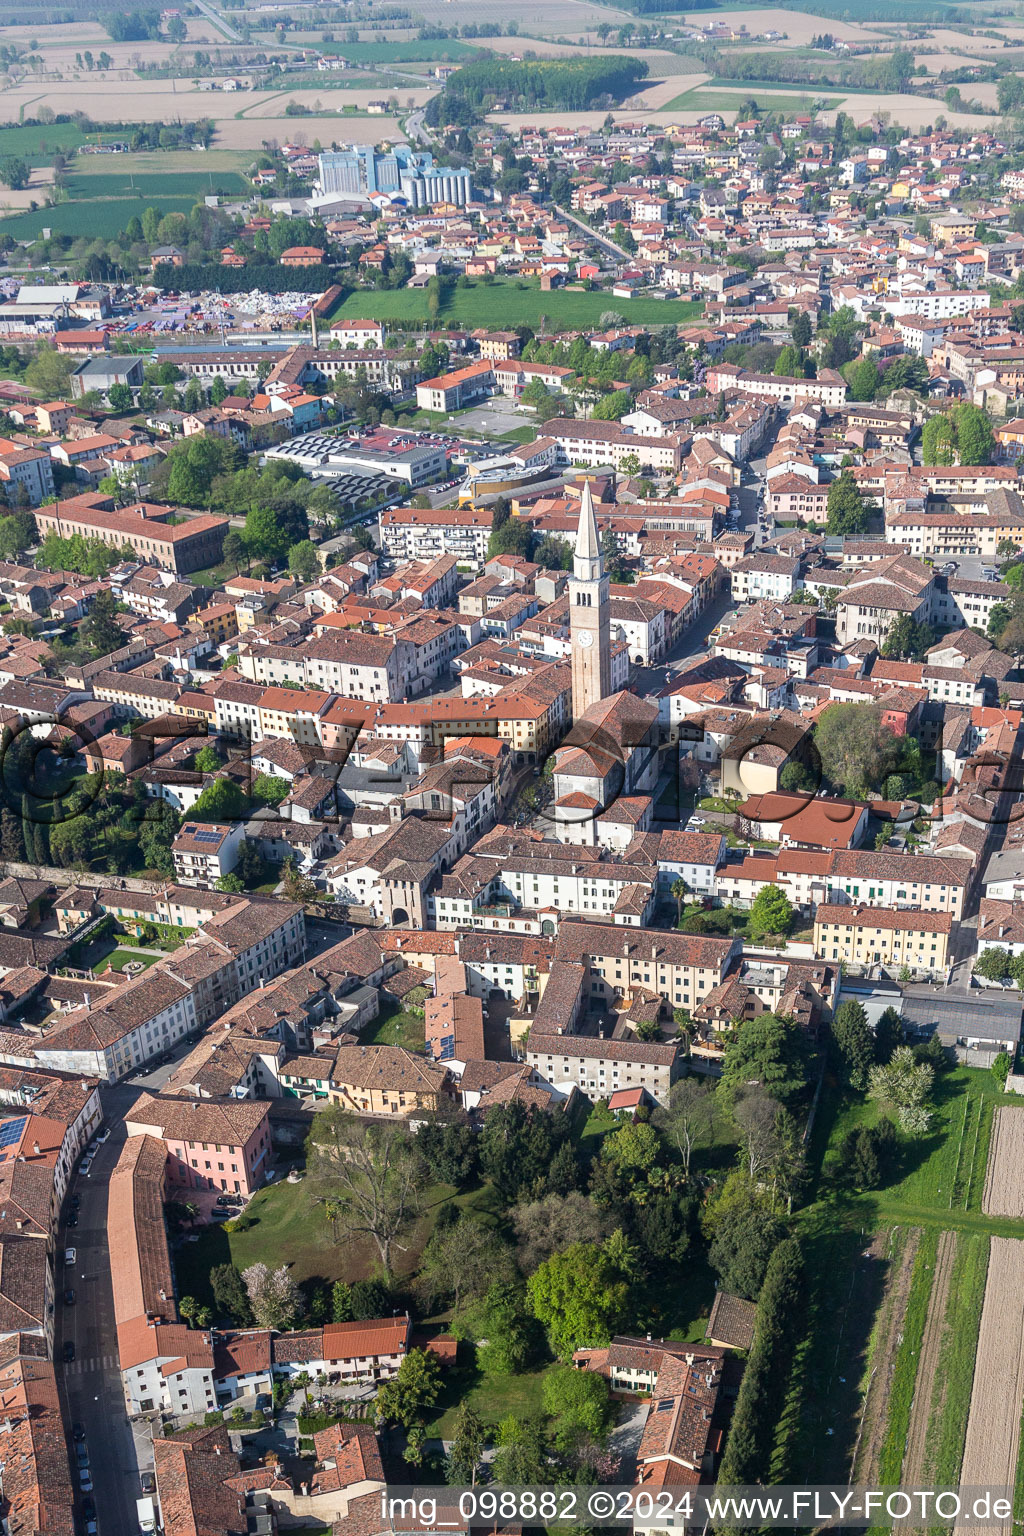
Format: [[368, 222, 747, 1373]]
[[174, 1173, 501, 1306], [309, 38, 479, 61], [0, 195, 201, 240], [0, 121, 92, 162], [877, 1228, 937, 1481], [64, 169, 249, 198], [924, 1231, 989, 1484], [664, 86, 835, 112], [423, 1351, 550, 1437], [821, 1066, 998, 1218], [334, 280, 703, 333]]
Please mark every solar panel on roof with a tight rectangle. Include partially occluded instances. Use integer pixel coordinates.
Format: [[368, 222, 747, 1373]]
[[192, 829, 222, 844], [0, 1116, 27, 1149]]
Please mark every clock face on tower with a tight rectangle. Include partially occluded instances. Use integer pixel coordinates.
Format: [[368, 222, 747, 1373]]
[[577, 629, 593, 647]]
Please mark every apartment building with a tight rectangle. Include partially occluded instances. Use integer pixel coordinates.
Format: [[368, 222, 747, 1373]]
[[125, 1094, 272, 1195], [813, 904, 952, 975]]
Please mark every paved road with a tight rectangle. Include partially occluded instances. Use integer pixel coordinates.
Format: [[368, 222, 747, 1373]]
[[192, 0, 243, 40], [404, 108, 431, 146], [551, 203, 626, 265], [57, 1109, 146, 1536]]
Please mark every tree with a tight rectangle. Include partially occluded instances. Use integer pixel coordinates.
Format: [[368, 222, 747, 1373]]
[[108, 381, 134, 413], [417, 1116, 478, 1187], [189, 777, 248, 824], [814, 701, 902, 797], [241, 1263, 303, 1330], [512, 1191, 610, 1273], [534, 535, 573, 570], [838, 1119, 898, 1191], [216, 873, 244, 893], [846, 355, 880, 401], [487, 516, 533, 560], [526, 1238, 630, 1359], [210, 1263, 252, 1325], [222, 529, 248, 574], [542, 1364, 610, 1454], [992, 1050, 1012, 1088], [0, 157, 29, 191], [868, 1045, 934, 1134], [882, 612, 934, 662], [826, 470, 870, 536], [479, 1100, 570, 1203], [774, 344, 808, 378], [419, 1215, 513, 1312], [376, 1348, 442, 1428], [922, 403, 994, 468], [476, 1280, 540, 1376], [831, 1000, 874, 1090], [655, 1078, 716, 1178], [78, 590, 127, 658], [331, 1280, 352, 1322], [875, 1005, 905, 1063], [287, 539, 320, 583], [254, 773, 289, 808], [193, 744, 223, 774], [791, 311, 812, 349], [748, 886, 794, 943], [719, 1012, 810, 1109], [975, 946, 1013, 982], [447, 1402, 486, 1485], [707, 1182, 786, 1299], [491, 1415, 545, 1485], [306, 1105, 426, 1273], [591, 389, 630, 421]]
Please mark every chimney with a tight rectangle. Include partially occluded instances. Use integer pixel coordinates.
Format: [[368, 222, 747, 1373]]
[[31, 1142, 39, 1157]]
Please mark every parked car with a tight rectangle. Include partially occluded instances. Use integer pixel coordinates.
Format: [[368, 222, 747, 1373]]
[[76, 1448, 89, 1469], [96, 1128, 110, 1144], [66, 1212, 78, 1228], [63, 1341, 75, 1362], [64, 1247, 76, 1265], [69, 1195, 80, 1210], [82, 1497, 96, 1522], [65, 1289, 76, 1306], [72, 1423, 85, 1443], [78, 1470, 93, 1493]]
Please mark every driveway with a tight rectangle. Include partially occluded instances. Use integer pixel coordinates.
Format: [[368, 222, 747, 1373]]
[[609, 1398, 650, 1482]]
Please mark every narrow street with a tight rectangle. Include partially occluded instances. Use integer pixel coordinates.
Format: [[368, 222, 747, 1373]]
[[56, 1105, 146, 1536]]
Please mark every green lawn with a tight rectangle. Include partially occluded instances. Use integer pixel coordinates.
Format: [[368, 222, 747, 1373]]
[[575, 1100, 618, 1154], [820, 1067, 1001, 1219], [334, 281, 703, 334], [174, 1172, 499, 1308], [423, 1349, 551, 1437], [360, 1002, 425, 1053], [94, 946, 160, 975]]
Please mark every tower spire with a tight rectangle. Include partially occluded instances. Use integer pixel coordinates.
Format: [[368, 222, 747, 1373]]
[[575, 478, 601, 581]]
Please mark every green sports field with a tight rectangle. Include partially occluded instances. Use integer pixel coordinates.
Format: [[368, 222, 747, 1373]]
[[333, 279, 703, 332]]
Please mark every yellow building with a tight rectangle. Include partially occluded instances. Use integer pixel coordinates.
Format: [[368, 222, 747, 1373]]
[[328, 1044, 450, 1116], [813, 904, 952, 975]]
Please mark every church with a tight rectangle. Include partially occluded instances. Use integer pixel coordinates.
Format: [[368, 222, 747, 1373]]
[[548, 482, 661, 844]]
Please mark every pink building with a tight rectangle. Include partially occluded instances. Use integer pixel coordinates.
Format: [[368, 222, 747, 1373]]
[[124, 1094, 271, 1196]]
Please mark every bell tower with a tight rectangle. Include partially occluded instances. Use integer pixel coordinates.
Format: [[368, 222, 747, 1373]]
[[568, 479, 611, 718]]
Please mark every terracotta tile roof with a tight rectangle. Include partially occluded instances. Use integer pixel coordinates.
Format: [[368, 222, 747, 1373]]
[[106, 1133, 175, 1331], [321, 1316, 410, 1364]]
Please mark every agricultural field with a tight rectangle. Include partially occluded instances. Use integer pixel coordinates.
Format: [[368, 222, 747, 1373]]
[[0, 195, 201, 240], [959, 1237, 1024, 1527], [311, 38, 482, 62], [0, 120, 93, 163], [983, 1107, 1024, 1218], [333, 280, 703, 333], [663, 86, 836, 113]]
